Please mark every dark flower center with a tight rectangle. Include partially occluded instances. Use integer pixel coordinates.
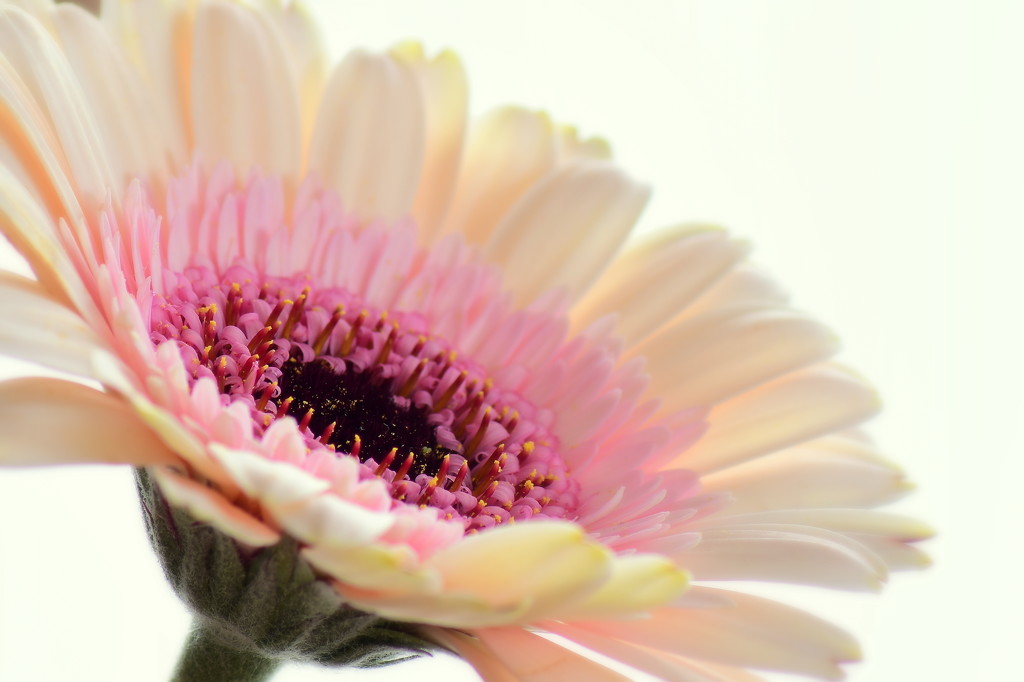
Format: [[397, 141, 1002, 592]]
[[277, 358, 455, 478]]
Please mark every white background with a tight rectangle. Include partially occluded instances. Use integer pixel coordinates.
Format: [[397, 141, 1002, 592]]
[[1, 1, 1022, 680]]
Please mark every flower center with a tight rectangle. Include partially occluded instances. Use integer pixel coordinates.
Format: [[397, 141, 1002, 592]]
[[151, 267, 577, 531]]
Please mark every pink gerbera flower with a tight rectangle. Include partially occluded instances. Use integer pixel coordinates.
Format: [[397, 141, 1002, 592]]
[[0, 1, 929, 680]]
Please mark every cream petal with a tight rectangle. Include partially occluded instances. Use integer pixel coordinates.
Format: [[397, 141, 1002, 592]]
[[0, 376, 177, 467], [307, 49, 425, 223], [0, 27, 91, 241], [391, 42, 468, 242], [701, 433, 912, 513], [432, 627, 633, 682], [573, 225, 749, 346], [677, 364, 881, 474], [442, 106, 558, 245], [52, 3, 169, 183], [427, 522, 612, 618], [675, 524, 887, 591], [150, 466, 279, 547], [556, 124, 612, 162], [302, 542, 435, 595], [339, 584, 533, 628], [272, 490, 396, 548], [556, 553, 689, 620], [547, 622, 762, 682], [191, 0, 301, 180], [209, 444, 330, 507], [709, 509, 935, 541], [483, 160, 649, 304], [633, 305, 839, 412], [682, 263, 790, 319], [0, 164, 84, 304], [0, 5, 117, 205], [574, 587, 860, 680], [0, 269, 105, 378], [257, 0, 327, 152], [100, 0, 191, 160]]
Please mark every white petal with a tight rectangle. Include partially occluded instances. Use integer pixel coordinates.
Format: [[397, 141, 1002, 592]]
[[428, 522, 612, 618], [150, 467, 279, 547], [191, 0, 301, 180], [557, 553, 689, 620], [573, 225, 749, 346], [675, 524, 888, 591], [678, 364, 881, 474], [307, 49, 425, 223], [683, 263, 790, 318], [442, 106, 558, 245], [0, 5, 117, 205], [484, 160, 649, 304], [302, 542, 435, 595], [633, 305, 839, 412], [262, 0, 328, 151], [709, 509, 935, 541], [100, 0, 190, 160], [547, 622, 763, 682], [0, 164, 84, 304], [391, 42, 468, 242], [701, 432, 912, 513], [432, 627, 632, 682], [209, 444, 329, 508], [0, 377, 177, 467], [52, 3, 168, 183], [574, 587, 860, 680], [0, 270, 105, 378]]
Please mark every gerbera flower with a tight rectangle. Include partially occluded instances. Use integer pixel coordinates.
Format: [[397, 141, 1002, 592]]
[[0, 0, 929, 680]]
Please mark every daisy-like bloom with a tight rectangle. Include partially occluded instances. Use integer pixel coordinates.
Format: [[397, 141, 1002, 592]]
[[0, 1, 930, 680]]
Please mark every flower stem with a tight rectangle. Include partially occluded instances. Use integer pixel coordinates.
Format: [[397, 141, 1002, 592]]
[[172, 618, 282, 682]]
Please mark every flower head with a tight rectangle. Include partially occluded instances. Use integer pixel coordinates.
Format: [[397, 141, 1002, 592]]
[[0, 0, 929, 680]]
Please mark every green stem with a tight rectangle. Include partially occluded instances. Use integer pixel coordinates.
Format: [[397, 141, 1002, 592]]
[[172, 618, 282, 682]]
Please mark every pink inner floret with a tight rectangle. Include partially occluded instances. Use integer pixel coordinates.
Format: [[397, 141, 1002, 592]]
[[150, 266, 577, 531], [65, 161, 713, 548]]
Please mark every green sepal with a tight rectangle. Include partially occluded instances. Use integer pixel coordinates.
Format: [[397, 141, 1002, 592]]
[[135, 468, 439, 678]]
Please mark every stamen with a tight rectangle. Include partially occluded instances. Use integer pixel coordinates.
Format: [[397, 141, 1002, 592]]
[[374, 447, 397, 476], [394, 452, 415, 482], [340, 310, 367, 355], [312, 305, 345, 354], [276, 396, 294, 419]]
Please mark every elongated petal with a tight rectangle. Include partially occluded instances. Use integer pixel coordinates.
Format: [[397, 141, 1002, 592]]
[[683, 264, 789, 318], [391, 42, 468, 242], [427, 522, 612, 618], [0, 269, 104, 377], [634, 305, 839, 411], [678, 364, 881, 474], [191, 0, 300, 180], [431, 627, 632, 682], [100, 0, 191, 159], [0, 377, 177, 467], [701, 432, 912, 513], [484, 160, 649, 304], [707, 509, 935, 541], [547, 622, 766, 682], [150, 467, 279, 547], [52, 3, 168, 183], [0, 163, 82, 303], [675, 524, 887, 591], [443, 106, 558, 244], [574, 587, 860, 680], [574, 225, 749, 346], [556, 553, 689, 620], [307, 49, 424, 223], [0, 5, 117, 205]]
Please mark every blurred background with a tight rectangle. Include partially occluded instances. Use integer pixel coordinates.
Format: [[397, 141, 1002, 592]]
[[1, 1, 1021, 680]]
